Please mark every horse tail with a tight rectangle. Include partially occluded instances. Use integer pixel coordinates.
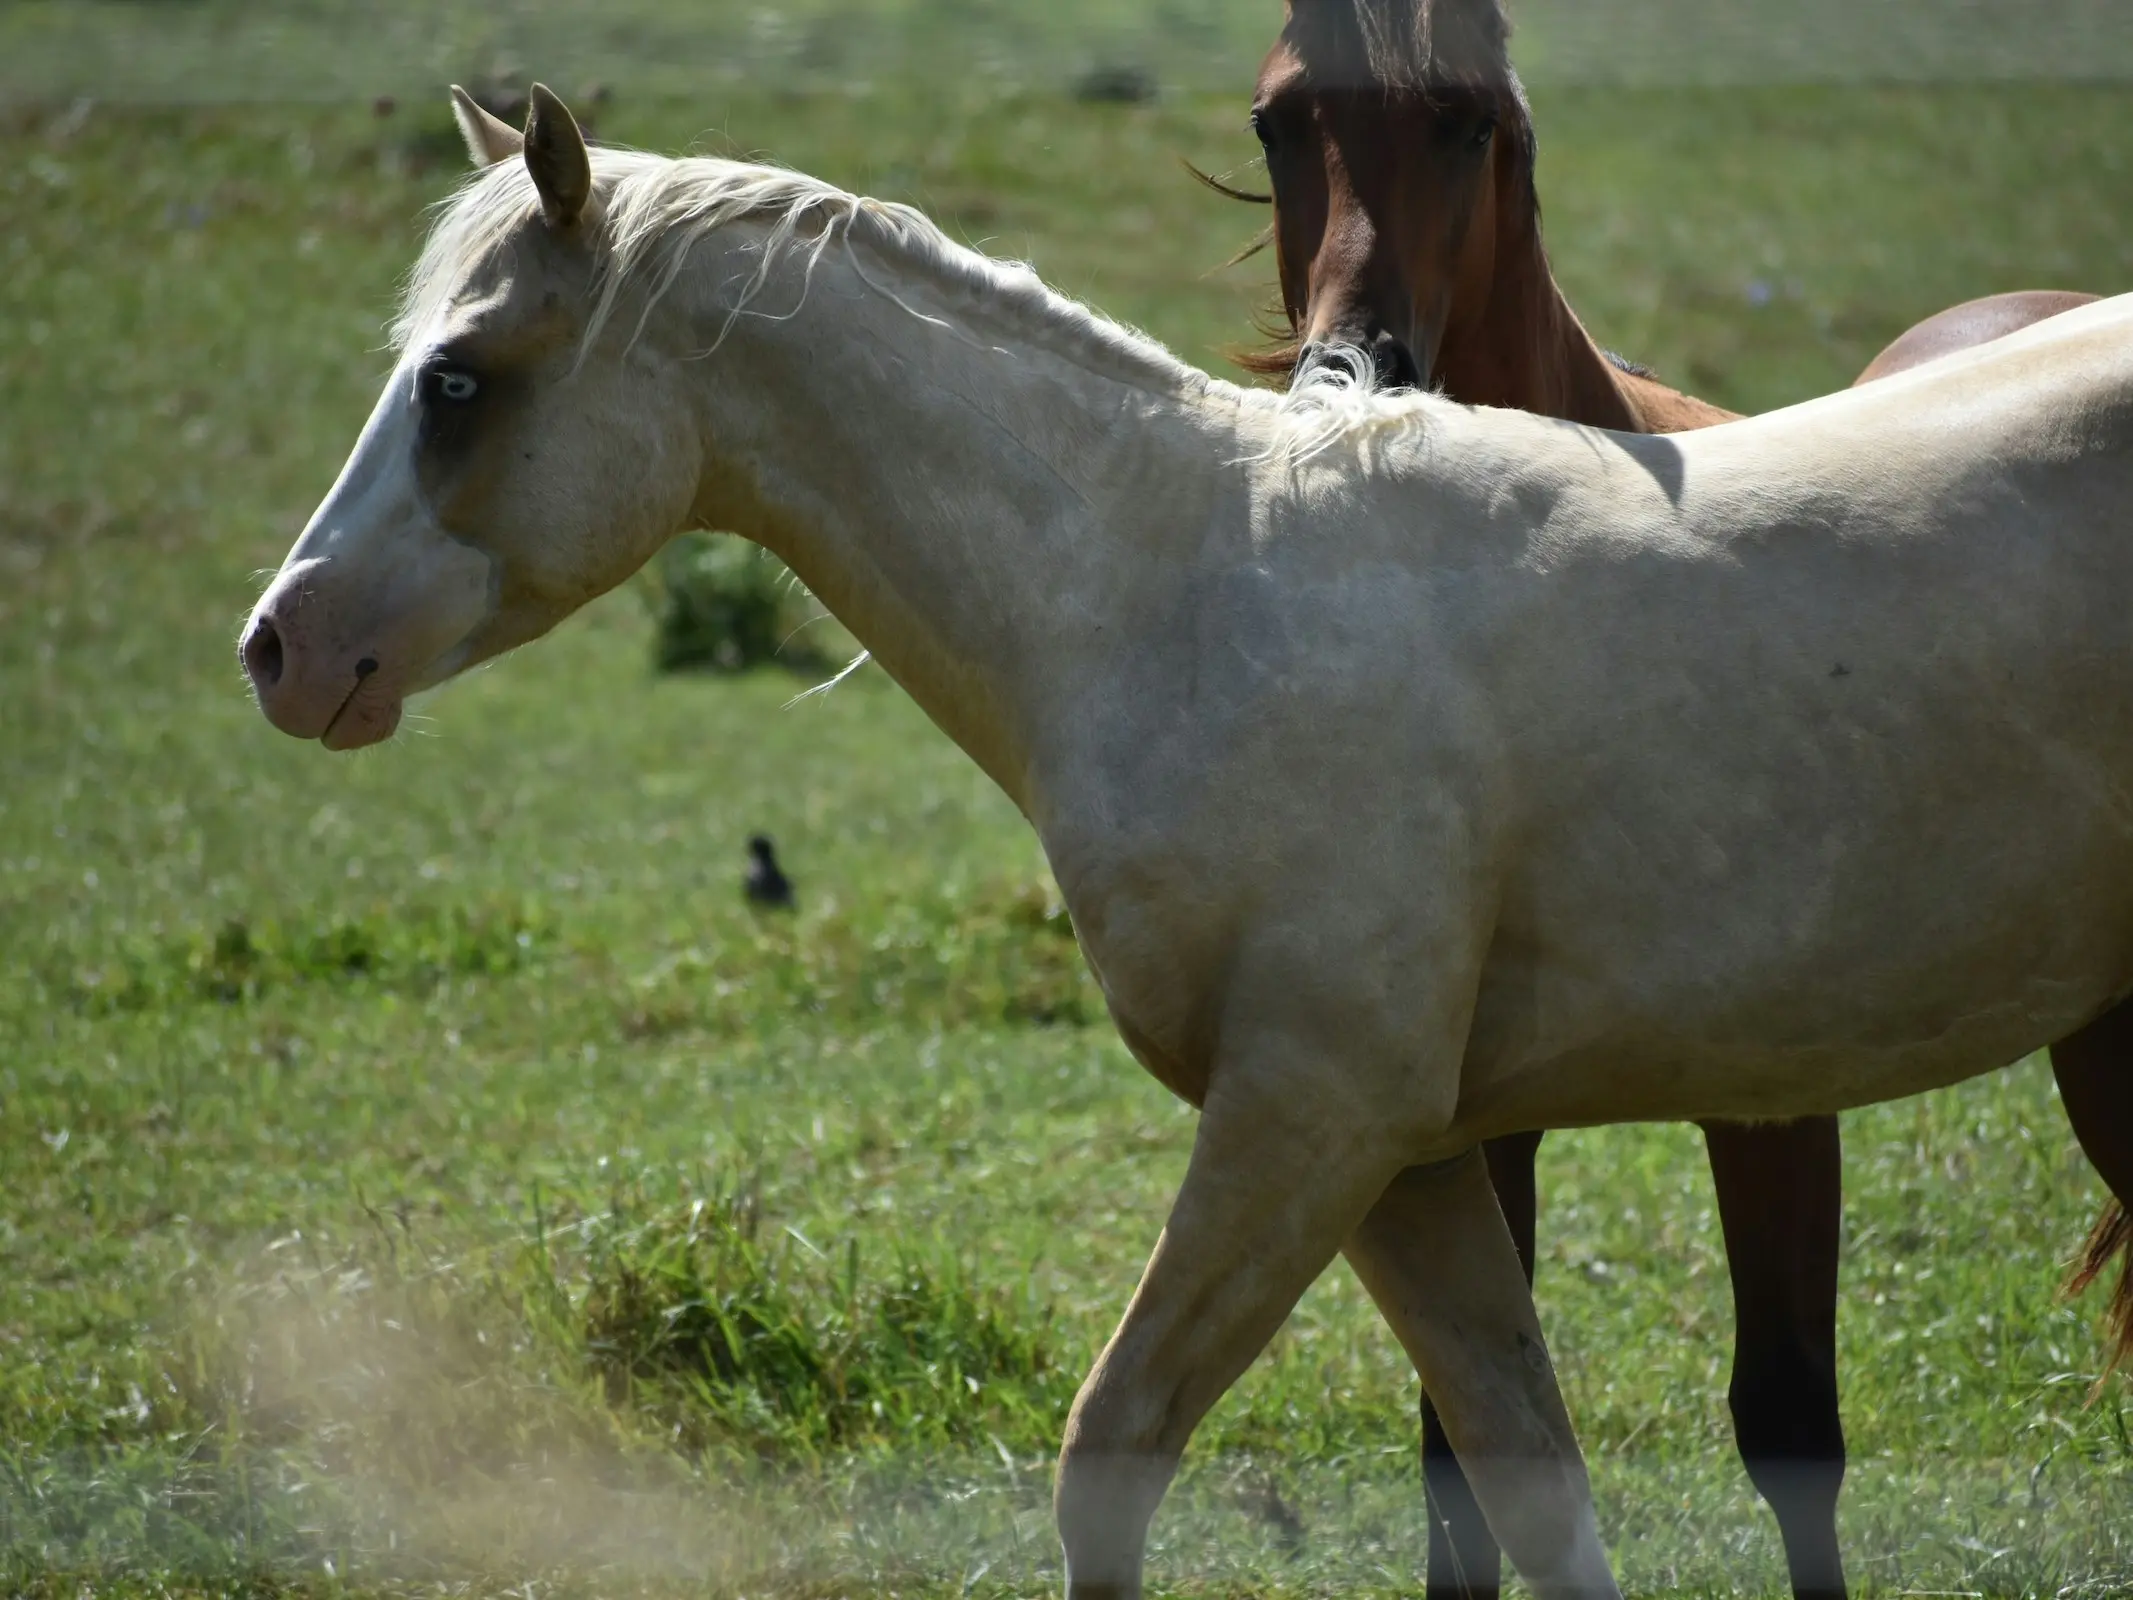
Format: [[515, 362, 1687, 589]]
[[2065, 1198, 2133, 1389]]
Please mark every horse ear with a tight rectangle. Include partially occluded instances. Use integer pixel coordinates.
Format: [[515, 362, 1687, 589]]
[[523, 83, 592, 229], [449, 85, 523, 167]]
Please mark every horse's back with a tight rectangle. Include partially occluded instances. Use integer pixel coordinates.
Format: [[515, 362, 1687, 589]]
[[1854, 290, 2104, 387], [1444, 300, 2133, 1132]]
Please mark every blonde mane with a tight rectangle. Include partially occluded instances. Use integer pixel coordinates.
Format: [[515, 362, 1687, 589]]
[[393, 143, 1433, 466]]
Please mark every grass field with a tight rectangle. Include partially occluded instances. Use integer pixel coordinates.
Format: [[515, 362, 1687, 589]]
[[6, 48, 2133, 1600]]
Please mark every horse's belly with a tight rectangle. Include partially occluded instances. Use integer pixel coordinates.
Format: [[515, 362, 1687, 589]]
[[1456, 791, 2133, 1136], [1458, 963, 2113, 1138]]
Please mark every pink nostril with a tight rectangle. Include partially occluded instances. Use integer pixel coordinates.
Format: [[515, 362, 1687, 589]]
[[243, 617, 285, 690]]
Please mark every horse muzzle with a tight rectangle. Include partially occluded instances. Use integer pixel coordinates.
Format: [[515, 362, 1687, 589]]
[[1294, 330, 1425, 393], [239, 533, 492, 750]]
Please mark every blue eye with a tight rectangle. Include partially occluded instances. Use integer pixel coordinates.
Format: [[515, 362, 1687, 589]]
[[425, 364, 479, 404]]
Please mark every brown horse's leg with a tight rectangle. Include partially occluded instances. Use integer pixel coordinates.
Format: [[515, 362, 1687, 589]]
[[1422, 1130, 1542, 1600], [1702, 1116, 1848, 1600], [2048, 1003, 2133, 1378]]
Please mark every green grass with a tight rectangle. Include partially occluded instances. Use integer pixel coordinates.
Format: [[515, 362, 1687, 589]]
[[5, 0, 2133, 104], [5, 65, 2133, 1600]]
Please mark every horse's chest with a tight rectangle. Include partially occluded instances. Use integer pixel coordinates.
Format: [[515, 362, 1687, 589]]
[[1065, 879, 1228, 1109], [1103, 997, 1213, 1108], [1039, 820, 1239, 1110]]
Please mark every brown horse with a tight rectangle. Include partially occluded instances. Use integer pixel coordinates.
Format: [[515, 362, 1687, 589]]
[[1856, 288, 2102, 385], [1208, 3, 2133, 1599]]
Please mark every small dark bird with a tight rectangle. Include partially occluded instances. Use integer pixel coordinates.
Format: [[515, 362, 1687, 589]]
[[1247, 1476, 1306, 1554], [743, 834, 794, 909]]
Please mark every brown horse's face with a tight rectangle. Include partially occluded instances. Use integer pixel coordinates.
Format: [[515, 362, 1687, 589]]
[[1254, 28, 1512, 390]]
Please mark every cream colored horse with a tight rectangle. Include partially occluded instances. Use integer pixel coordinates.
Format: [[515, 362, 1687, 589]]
[[241, 87, 2133, 1600]]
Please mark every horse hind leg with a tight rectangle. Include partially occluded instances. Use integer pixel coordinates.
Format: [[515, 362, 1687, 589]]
[[1701, 1115, 1849, 1600], [2047, 1000, 2133, 1384], [1422, 1129, 1543, 1600], [1346, 1151, 1619, 1600]]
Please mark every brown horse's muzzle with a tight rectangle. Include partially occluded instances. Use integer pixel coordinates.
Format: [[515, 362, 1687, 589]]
[[1295, 330, 1424, 393]]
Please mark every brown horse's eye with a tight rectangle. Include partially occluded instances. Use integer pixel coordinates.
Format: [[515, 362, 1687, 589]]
[[1469, 115, 1498, 150], [1249, 109, 1277, 153]]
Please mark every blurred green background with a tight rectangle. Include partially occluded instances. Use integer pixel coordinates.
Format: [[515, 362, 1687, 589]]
[[5, 4, 2133, 1598], [7, 0, 2133, 101]]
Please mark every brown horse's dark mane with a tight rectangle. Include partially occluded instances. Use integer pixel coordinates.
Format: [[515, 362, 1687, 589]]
[[1214, 0, 1540, 380], [1337, 0, 1510, 92]]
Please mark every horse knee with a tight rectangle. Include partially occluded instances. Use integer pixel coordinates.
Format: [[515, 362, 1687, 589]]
[[1728, 1348, 1845, 1502]]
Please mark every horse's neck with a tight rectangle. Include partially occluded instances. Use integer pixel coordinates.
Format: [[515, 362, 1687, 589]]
[[1438, 221, 1736, 435], [1610, 364, 1739, 432], [675, 242, 1233, 810]]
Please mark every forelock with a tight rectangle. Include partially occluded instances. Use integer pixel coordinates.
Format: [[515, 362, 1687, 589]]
[[1291, 0, 1514, 93], [392, 159, 544, 351]]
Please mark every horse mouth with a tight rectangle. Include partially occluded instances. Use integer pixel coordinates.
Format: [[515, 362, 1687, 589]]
[[321, 680, 405, 750]]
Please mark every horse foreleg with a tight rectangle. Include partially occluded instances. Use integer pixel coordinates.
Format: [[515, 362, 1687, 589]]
[[1053, 1064, 1409, 1600], [1346, 1152, 1620, 1600], [1421, 1129, 1543, 1600], [1701, 1115, 1848, 1600]]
